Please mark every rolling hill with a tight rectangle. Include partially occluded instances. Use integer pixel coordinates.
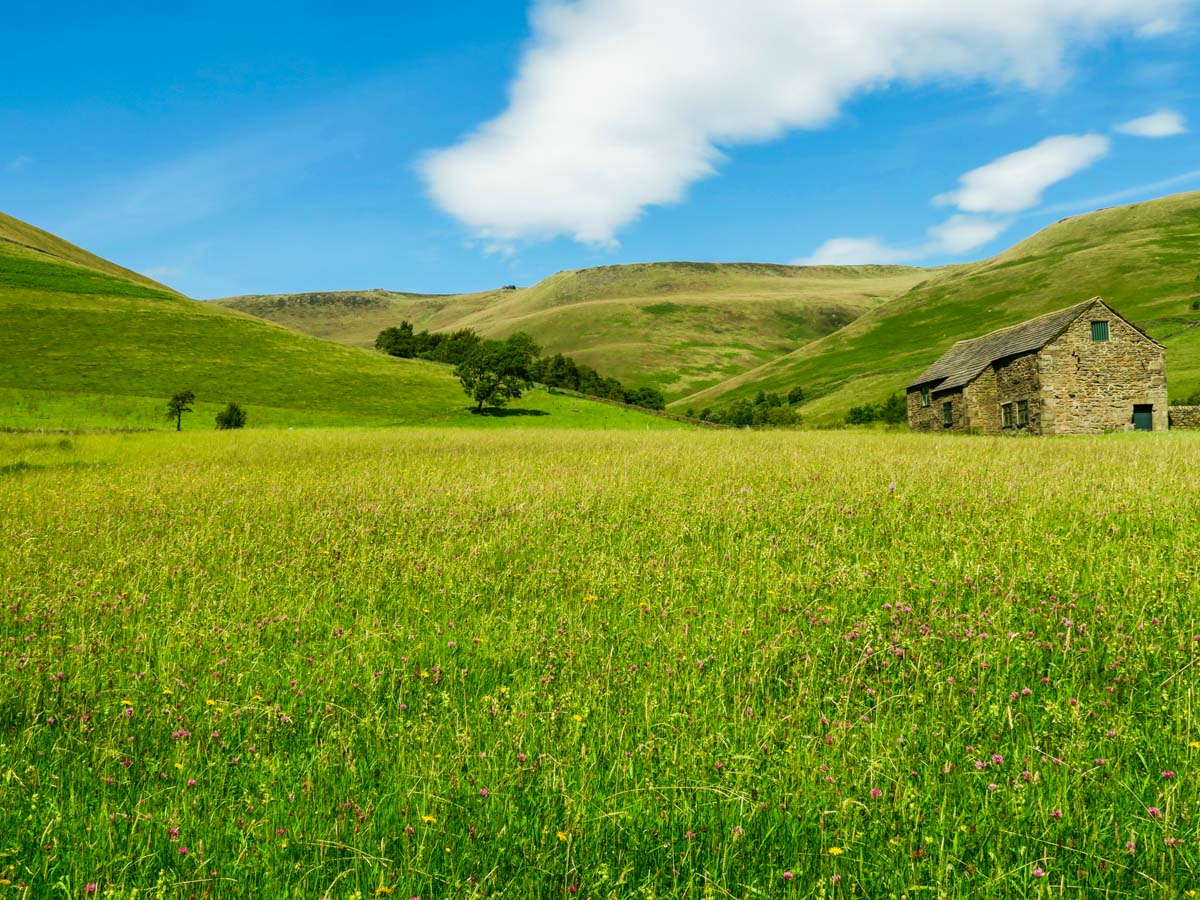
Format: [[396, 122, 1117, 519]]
[[677, 191, 1200, 424], [215, 263, 932, 400], [0, 212, 684, 431]]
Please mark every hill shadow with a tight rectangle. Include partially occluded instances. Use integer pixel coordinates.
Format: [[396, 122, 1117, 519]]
[[468, 407, 550, 418]]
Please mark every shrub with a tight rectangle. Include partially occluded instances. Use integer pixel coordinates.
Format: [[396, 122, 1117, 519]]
[[215, 403, 247, 430]]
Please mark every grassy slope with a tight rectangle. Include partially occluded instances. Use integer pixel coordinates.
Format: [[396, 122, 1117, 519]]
[[0, 213, 684, 431], [679, 191, 1200, 423], [215, 263, 931, 400]]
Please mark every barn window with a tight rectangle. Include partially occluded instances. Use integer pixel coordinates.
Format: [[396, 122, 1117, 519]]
[[920, 387, 931, 408], [1091, 321, 1110, 342], [942, 401, 953, 428], [1001, 403, 1013, 428], [1016, 400, 1029, 426]]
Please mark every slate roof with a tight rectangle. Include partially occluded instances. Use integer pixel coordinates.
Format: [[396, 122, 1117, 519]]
[[909, 298, 1102, 392]]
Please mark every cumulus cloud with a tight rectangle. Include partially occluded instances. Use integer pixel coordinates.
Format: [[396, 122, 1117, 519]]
[[1115, 109, 1188, 137], [934, 135, 1112, 214], [422, 0, 1182, 246]]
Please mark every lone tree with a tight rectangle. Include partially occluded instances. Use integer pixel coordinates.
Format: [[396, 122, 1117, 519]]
[[454, 333, 540, 412], [166, 390, 195, 431], [215, 402, 247, 430]]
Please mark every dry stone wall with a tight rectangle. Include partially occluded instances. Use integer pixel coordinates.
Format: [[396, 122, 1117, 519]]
[[1169, 406, 1200, 429]]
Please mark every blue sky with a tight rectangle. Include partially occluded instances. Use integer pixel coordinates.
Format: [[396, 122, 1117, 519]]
[[2, 1, 1198, 298]]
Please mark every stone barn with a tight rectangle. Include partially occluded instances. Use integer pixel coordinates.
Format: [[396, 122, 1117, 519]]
[[907, 297, 1167, 434]]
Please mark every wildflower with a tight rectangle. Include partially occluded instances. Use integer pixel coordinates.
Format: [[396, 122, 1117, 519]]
[[479, 788, 489, 798], [86, 885, 97, 894], [827, 846, 843, 856], [1148, 807, 1163, 819], [1162, 770, 1176, 779], [991, 754, 1003, 765], [1032, 867, 1045, 878], [869, 788, 882, 799], [783, 871, 793, 881], [556, 831, 568, 842], [421, 815, 437, 824], [178, 846, 189, 855], [1050, 809, 1062, 820]]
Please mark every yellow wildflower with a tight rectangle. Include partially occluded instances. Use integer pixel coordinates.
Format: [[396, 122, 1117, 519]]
[[421, 815, 437, 824], [827, 846, 844, 856], [557, 831, 569, 842]]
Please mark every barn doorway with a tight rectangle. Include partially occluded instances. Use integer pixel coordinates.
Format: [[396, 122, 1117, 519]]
[[1133, 404, 1154, 431]]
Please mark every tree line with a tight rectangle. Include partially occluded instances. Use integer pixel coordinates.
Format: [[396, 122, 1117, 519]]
[[376, 323, 667, 412], [685, 388, 804, 428]]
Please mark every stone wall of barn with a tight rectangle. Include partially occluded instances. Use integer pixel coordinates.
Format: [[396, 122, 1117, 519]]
[[1169, 406, 1200, 429], [994, 353, 1043, 434], [907, 387, 965, 431], [1037, 302, 1169, 434], [964, 366, 999, 433]]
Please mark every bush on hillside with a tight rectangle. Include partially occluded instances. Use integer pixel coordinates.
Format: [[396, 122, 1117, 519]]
[[845, 393, 907, 426], [697, 391, 802, 428], [215, 402, 247, 430]]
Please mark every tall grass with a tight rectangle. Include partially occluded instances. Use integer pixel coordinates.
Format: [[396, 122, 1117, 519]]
[[1, 430, 1197, 898]]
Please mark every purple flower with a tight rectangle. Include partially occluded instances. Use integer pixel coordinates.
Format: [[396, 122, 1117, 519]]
[[1148, 806, 1163, 819], [178, 846, 189, 855], [1032, 867, 1045, 878], [783, 871, 794, 881], [869, 788, 882, 799]]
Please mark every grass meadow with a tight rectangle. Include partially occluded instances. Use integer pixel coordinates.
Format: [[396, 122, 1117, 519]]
[[1, 429, 1199, 899]]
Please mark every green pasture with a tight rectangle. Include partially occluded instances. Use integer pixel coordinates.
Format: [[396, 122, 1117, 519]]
[[0, 222, 680, 432], [1, 428, 1198, 898]]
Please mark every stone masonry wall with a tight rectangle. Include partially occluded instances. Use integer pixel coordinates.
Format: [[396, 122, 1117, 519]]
[[1037, 301, 1168, 434], [964, 366, 999, 433], [1169, 406, 1200, 429], [994, 353, 1043, 434], [907, 387, 965, 431]]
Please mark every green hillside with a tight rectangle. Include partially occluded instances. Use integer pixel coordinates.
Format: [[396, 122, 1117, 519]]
[[216, 263, 931, 400], [679, 191, 1200, 424], [0, 213, 685, 431]]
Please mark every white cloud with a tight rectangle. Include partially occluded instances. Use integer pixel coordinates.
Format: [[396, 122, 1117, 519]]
[[926, 215, 1012, 254], [1138, 17, 1180, 36], [5, 155, 32, 173], [1115, 109, 1188, 137], [796, 214, 1009, 265], [798, 127, 1119, 266], [797, 237, 919, 266], [422, 0, 1182, 246], [935, 135, 1112, 214]]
